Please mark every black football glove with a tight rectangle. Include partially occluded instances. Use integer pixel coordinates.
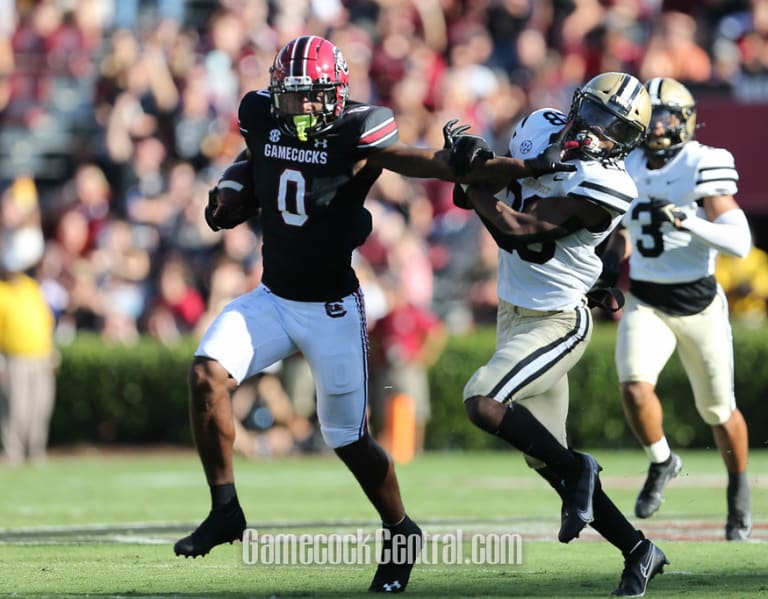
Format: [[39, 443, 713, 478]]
[[204, 186, 222, 232], [442, 118, 495, 177], [452, 184, 472, 210], [586, 286, 625, 312], [523, 142, 577, 178], [648, 199, 686, 228], [442, 118, 471, 148]]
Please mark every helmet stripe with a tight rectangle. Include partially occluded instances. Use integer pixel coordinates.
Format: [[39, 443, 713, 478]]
[[614, 74, 642, 109], [290, 36, 310, 76], [646, 77, 663, 104], [304, 35, 318, 71]]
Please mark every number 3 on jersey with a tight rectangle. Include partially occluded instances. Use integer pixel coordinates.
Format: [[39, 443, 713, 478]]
[[631, 201, 663, 257], [278, 169, 308, 226]]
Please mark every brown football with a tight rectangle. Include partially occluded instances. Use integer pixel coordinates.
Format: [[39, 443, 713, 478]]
[[212, 160, 260, 228]]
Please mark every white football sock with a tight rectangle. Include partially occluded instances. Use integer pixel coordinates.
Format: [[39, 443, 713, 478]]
[[643, 437, 671, 464]]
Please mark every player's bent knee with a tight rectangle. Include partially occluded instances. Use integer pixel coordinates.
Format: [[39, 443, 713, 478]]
[[699, 404, 731, 426], [335, 433, 390, 488], [188, 357, 235, 396], [621, 381, 652, 408], [320, 424, 363, 449], [464, 395, 502, 433]]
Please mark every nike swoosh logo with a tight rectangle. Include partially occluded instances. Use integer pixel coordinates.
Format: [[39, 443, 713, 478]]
[[553, 175, 568, 181], [576, 456, 598, 522], [576, 509, 592, 521], [639, 548, 654, 579], [665, 179, 678, 185]]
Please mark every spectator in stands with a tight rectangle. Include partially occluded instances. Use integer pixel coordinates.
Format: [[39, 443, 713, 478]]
[[111, 0, 185, 32], [0, 255, 56, 465], [91, 219, 152, 344], [145, 253, 205, 345], [51, 164, 112, 252], [639, 11, 712, 84], [172, 65, 224, 170], [231, 365, 316, 458], [0, 175, 44, 274], [716, 246, 768, 325]]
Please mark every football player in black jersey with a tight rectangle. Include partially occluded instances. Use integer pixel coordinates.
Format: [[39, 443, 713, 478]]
[[174, 35, 569, 593]]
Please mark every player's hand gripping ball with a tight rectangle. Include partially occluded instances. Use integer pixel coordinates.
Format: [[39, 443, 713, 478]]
[[205, 160, 260, 231]]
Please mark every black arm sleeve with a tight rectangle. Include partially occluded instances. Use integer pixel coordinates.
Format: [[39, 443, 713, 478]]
[[476, 212, 523, 252], [476, 212, 583, 252]]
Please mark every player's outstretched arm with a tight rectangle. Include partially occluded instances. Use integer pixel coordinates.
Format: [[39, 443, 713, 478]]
[[465, 188, 609, 250], [367, 120, 575, 185], [368, 143, 458, 180], [441, 120, 575, 188], [461, 145, 576, 185]]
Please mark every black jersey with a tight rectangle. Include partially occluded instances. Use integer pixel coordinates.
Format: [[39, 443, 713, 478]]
[[238, 91, 399, 301]]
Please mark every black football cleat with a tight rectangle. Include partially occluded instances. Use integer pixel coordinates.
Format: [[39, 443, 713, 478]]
[[612, 539, 669, 597], [368, 515, 423, 593], [174, 498, 246, 558], [726, 510, 752, 541], [635, 453, 682, 519], [558, 451, 601, 543]]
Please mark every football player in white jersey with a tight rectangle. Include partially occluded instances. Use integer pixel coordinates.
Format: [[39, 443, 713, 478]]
[[605, 77, 752, 540], [453, 72, 668, 597]]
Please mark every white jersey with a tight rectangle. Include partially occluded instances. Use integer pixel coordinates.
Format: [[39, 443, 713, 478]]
[[623, 141, 738, 283], [497, 108, 637, 311]]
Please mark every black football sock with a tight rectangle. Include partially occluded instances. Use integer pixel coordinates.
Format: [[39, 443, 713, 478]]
[[210, 483, 237, 510], [590, 479, 643, 556], [384, 514, 419, 534], [495, 403, 577, 472], [727, 471, 751, 514], [381, 515, 423, 562]]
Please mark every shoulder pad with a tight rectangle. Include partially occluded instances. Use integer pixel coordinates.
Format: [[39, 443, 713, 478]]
[[238, 90, 271, 133], [509, 108, 568, 159], [693, 142, 738, 197], [354, 104, 398, 151], [566, 160, 637, 214]]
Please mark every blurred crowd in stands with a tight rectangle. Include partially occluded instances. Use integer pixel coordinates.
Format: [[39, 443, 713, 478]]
[[2, 0, 768, 457]]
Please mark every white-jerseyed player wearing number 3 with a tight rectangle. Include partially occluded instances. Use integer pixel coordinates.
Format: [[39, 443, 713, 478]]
[[604, 77, 753, 541], [453, 72, 668, 598]]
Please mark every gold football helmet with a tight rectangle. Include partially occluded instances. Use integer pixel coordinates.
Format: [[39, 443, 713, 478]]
[[566, 72, 651, 159], [643, 77, 697, 159]]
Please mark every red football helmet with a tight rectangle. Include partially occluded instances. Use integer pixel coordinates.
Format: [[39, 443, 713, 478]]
[[268, 36, 349, 139]]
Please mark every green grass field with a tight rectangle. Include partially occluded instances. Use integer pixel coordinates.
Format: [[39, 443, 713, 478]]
[[1, 448, 765, 598]]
